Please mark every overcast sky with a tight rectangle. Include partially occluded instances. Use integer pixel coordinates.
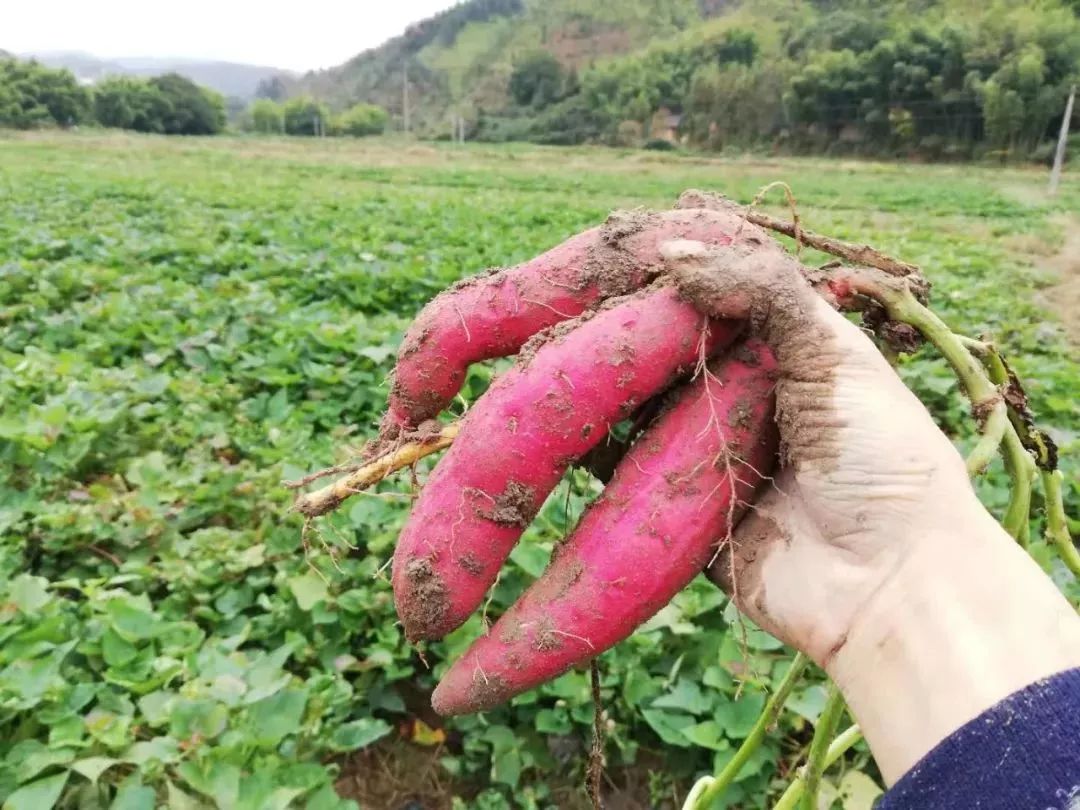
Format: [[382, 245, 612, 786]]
[[5, 0, 462, 72]]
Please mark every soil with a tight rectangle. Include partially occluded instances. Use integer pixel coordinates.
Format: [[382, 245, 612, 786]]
[[1038, 214, 1080, 345], [534, 616, 563, 652], [580, 208, 659, 298], [664, 238, 841, 471], [479, 480, 538, 527], [333, 735, 676, 810], [456, 551, 483, 576], [400, 557, 449, 642]]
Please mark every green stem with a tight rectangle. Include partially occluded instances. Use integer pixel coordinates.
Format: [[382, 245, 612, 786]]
[[1001, 427, 1034, 547], [689, 654, 811, 809], [878, 292, 1044, 545], [772, 725, 863, 810], [800, 686, 845, 810], [1043, 470, 1080, 580], [958, 337, 1036, 544], [881, 287, 998, 406], [965, 400, 1008, 476]]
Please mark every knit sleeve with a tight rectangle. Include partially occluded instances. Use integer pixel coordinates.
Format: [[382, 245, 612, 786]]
[[878, 667, 1080, 809]]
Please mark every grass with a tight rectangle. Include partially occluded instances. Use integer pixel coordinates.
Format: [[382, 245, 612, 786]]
[[0, 130, 1076, 810]]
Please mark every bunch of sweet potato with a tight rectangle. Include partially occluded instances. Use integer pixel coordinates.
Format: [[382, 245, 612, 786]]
[[381, 204, 789, 716]]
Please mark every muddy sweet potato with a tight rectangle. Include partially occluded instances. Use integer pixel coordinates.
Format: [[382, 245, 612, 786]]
[[384, 207, 752, 432], [391, 285, 743, 641], [429, 341, 779, 715]]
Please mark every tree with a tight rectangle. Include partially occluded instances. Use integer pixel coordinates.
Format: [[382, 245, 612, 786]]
[[509, 52, 564, 108], [334, 103, 389, 136], [249, 99, 284, 134], [255, 75, 289, 101], [93, 76, 171, 132], [0, 58, 90, 128], [283, 97, 330, 136], [148, 73, 226, 135]]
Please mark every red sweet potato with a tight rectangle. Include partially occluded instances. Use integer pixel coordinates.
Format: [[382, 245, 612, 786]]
[[391, 285, 743, 641], [430, 341, 779, 716], [384, 207, 750, 431]]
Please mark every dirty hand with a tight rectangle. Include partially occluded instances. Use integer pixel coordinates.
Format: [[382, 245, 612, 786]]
[[664, 239, 1080, 783]]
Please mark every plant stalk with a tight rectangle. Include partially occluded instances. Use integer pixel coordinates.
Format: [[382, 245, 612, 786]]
[[1043, 470, 1080, 580], [800, 686, 846, 810], [772, 725, 864, 810], [291, 423, 459, 516], [688, 654, 811, 810]]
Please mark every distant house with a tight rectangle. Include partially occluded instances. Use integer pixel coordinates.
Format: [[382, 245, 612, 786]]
[[652, 107, 683, 142]]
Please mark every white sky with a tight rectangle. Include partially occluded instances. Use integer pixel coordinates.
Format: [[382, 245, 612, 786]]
[[4, 0, 462, 72]]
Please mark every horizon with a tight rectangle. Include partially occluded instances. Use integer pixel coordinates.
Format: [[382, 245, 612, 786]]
[[4, 0, 461, 73]]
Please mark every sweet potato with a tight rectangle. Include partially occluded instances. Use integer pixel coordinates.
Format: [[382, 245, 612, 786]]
[[391, 285, 742, 641], [384, 207, 750, 432], [430, 341, 779, 715]]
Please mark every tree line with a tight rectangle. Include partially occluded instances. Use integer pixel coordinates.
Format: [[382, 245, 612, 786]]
[[479, 1, 1080, 160], [240, 97, 388, 137], [1, 58, 227, 134], [0, 57, 389, 138]]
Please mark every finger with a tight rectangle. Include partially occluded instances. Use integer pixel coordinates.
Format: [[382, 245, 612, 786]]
[[663, 239, 964, 485], [392, 285, 742, 642], [430, 340, 779, 715], [384, 207, 755, 433]]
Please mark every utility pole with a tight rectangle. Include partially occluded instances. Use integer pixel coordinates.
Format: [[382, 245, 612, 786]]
[[1048, 84, 1075, 196], [402, 65, 410, 134]]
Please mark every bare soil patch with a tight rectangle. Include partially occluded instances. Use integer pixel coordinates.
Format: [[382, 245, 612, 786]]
[[1037, 215, 1080, 344]]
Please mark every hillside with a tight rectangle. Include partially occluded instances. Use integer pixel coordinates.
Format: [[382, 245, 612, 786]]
[[292, 0, 732, 130], [24, 51, 292, 99], [289, 0, 1079, 159]]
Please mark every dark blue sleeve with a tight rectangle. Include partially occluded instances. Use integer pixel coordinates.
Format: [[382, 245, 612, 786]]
[[878, 667, 1080, 809]]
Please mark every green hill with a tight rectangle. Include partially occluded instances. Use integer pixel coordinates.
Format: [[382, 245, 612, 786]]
[[291, 0, 732, 129], [291, 0, 1080, 158]]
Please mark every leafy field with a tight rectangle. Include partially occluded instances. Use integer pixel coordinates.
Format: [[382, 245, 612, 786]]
[[1, 131, 1077, 810]]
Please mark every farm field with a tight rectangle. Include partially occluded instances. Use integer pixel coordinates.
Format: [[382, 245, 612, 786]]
[[1, 132, 1078, 810]]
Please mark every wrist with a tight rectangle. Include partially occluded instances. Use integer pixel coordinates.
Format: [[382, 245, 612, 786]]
[[826, 501, 1080, 784]]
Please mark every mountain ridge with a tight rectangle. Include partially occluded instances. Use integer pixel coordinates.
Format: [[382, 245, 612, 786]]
[[23, 50, 294, 99]]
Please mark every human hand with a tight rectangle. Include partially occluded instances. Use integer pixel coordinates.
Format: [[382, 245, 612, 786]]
[[663, 237, 1080, 782]]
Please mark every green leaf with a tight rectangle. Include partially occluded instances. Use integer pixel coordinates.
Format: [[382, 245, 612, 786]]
[[168, 699, 228, 741], [137, 691, 174, 726], [652, 679, 711, 715], [508, 541, 549, 578], [840, 771, 883, 809], [166, 782, 203, 810], [10, 740, 75, 784], [109, 780, 156, 810], [124, 737, 181, 766], [288, 573, 328, 611], [9, 575, 50, 614], [328, 717, 392, 752], [3, 772, 69, 810], [177, 759, 241, 808], [70, 756, 120, 784], [101, 629, 139, 667], [246, 688, 309, 747], [491, 747, 522, 788], [105, 597, 160, 641], [640, 710, 695, 748], [534, 708, 571, 735], [715, 693, 767, 739], [84, 709, 133, 749], [357, 345, 396, 363], [787, 684, 829, 723], [680, 720, 728, 751]]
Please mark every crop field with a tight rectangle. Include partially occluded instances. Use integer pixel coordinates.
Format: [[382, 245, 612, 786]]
[[1, 131, 1078, 809]]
